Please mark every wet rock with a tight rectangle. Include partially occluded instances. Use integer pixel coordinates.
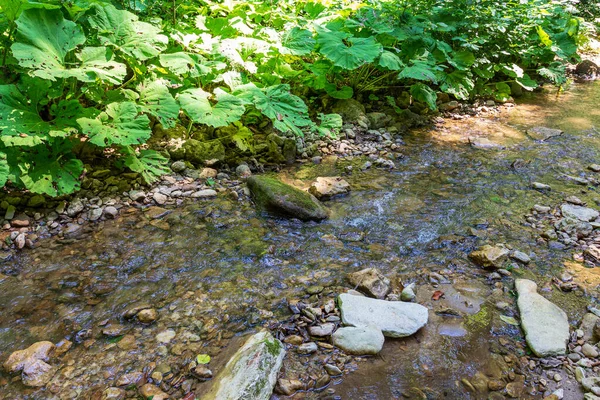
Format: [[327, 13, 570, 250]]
[[590, 164, 600, 173], [139, 383, 169, 400], [338, 293, 428, 338], [21, 359, 56, 387], [308, 323, 335, 337], [14, 233, 26, 249], [331, 99, 367, 125], [102, 387, 126, 400], [116, 335, 137, 351], [246, 176, 328, 221], [309, 177, 350, 200], [277, 379, 303, 396], [137, 308, 158, 323], [102, 323, 128, 337], [580, 313, 600, 343], [62, 223, 83, 238], [468, 137, 505, 150], [324, 364, 343, 376], [3, 341, 54, 373], [129, 190, 146, 202], [515, 279, 569, 356], [89, 208, 103, 221], [203, 330, 285, 400], [156, 329, 176, 343], [191, 189, 218, 198], [297, 342, 318, 354], [66, 199, 84, 217], [582, 377, 600, 392], [366, 112, 391, 129], [193, 364, 213, 380], [583, 343, 599, 358], [527, 126, 563, 141], [153, 192, 168, 205], [116, 371, 143, 386], [561, 204, 599, 222], [332, 326, 384, 355], [469, 245, 510, 269], [346, 268, 391, 299], [510, 250, 531, 264], [104, 206, 119, 219], [11, 215, 30, 227], [585, 245, 600, 265]]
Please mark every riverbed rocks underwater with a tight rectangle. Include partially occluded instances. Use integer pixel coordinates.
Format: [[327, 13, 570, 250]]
[[1, 63, 600, 399]]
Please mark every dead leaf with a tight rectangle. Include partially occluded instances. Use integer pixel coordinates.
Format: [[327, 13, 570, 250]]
[[432, 290, 444, 301]]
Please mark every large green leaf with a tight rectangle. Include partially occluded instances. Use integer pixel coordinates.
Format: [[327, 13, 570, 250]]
[[399, 61, 439, 83], [0, 0, 59, 22], [178, 88, 245, 128], [137, 79, 179, 129], [11, 9, 126, 83], [0, 151, 9, 187], [410, 83, 437, 110], [316, 26, 382, 70], [87, 4, 168, 61], [282, 27, 315, 56], [159, 52, 211, 78], [378, 51, 404, 71], [17, 142, 83, 196], [77, 102, 152, 147], [121, 147, 169, 184], [315, 113, 343, 137]]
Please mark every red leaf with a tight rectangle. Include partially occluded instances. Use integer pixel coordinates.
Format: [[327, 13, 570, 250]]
[[432, 290, 444, 301]]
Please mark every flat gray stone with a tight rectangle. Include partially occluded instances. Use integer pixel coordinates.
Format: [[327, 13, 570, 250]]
[[561, 204, 599, 222], [204, 331, 285, 400], [527, 126, 563, 141], [332, 326, 384, 355], [516, 279, 569, 357], [338, 293, 428, 338]]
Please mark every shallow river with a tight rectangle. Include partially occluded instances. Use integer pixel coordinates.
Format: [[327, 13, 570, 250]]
[[1, 80, 599, 399]]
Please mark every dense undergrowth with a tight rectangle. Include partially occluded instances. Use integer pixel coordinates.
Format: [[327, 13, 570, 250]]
[[0, 0, 593, 197]]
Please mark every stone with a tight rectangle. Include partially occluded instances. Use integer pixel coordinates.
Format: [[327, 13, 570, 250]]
[[246, 176, 328, 221], [11, 215, 30, 227], [297, 342, 318, 354], [401, 283, 416, 302], [66, 199, 84, 217], [236, 164, 252, 179], [331, 99, 367, 124], [4, 205, 15, 220], [21, 359, 56, 387], [3, 341, 55, 374], [527, 126, 563, 141], [193, 365, 213, 379], [171, 160, 186, 172], [366, 112, 391, 129], [469, 245, 510, 269], [156, 329, 176, 343], [129, 190, 146, 202], [347, 268, 391, 299], [102, 387, 126, 400], [139, 384, 169, 400], [27, 195, 45, 208], [338, 293, 428, 338], [468, 137, 505, 150], [199, 168, 218, 179], [510, 250, 531, 264], [153, 192, 168, 205], [116, 371, 143, 386], [532, 182, 551, 190], [104, 206, 119, 219], [309, 177, 350, 200], [277, 379, 303, 396], [583, 343, 599, 358], [332, 326, 384, 355], [308, 323, 335, 337], [102, 323, 127, 337], [203, 330, 285, 400], [590, 164, 600, 173], [324, 364, 343, 376], [576, 60, 600, 78], [116, 335, 137, 351], [137, 308, 158, 323], [515, 279, 569, 357], [14, 233, 26, 249], [191, 189, 218, 198], [582, 377, 600, 392], [561, 204, 599, 222], [89, 208, 103, 221], [182, 139, 225, 165]]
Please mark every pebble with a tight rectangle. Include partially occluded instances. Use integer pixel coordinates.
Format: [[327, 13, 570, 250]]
[[308, 323, 335, 337], [297, 342, 318, 354], [582, 343, 599, 358], [532, 182, 551, 190], [155, 329, 176, 343], [137, 309, 158, 324], [104, 206, 119, 219]]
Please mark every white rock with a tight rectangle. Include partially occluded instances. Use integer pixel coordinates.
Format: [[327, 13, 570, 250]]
[[204, 330, 285, 400], [338, 293, 428, 338], [155, 329, 176, 343], [153, 192, 168, 205], [191, 189, 218, 198], [561, 204, 599, 222], [515, 279, 569, 357], [332, 326, 384, 355], [309, 177, 350, 199]]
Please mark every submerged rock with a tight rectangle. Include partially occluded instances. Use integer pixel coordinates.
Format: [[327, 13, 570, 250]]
[[338, 293, 428, 338], [332, 326, 385, 355], [204, 330, 285, 400], [561, 204, 599, 222], [21, 359, 56, 387], [469, 245, 510, 269], [309, 177, 350, 200], [515, 279, 569, 357], [527, 126, 563, 141], [247, 176, 328, 221], [3, 341, 54, 374], [346, 268, 390, 299]]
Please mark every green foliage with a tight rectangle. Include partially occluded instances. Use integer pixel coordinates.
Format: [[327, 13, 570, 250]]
[[0, 0, 588, 197]]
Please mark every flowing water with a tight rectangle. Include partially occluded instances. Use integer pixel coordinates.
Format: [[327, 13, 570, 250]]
[[0, 80, 599, 400]]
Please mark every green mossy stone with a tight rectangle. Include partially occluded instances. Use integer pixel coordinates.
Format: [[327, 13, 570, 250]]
[[183, 139, 225, 165], [247, 176, 328, 221]]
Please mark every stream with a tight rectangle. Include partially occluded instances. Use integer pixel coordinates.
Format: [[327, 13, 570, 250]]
[[1, 80, 599, 400]]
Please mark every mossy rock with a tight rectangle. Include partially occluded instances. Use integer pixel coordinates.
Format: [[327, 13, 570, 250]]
[[182, 139, 225, 165], [331, 98, 366, 123], [247, 176, 328, 221]]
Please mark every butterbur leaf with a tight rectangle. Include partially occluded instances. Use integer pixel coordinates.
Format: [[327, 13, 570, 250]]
[[137, 79, 179, 128], [159, 52, 211, 78], [316, 25, 382, 70], [178, 88, 245, 128], [231, 126, 254, 152], [0, 152, 8, 187], [410, 83, 437, 110], [0, 0, 59, 22], [515, 74, 538, 91], [449, 50, 475, 70], [315, 113, 343, 137], [378, 51, 404, 71], [282, 27, 315, 56], [495, 82, 512, 102], [440, 70, 474, 100], [196, 354, 211, 364], [87, 4, 168, 61], [399, 61, 439, 83], [325, 84, 353, 99], [77, 102, 152, 147], [250, 84, 313, 136], [121, 147, 170, 184], [18, 142, 83, 196]]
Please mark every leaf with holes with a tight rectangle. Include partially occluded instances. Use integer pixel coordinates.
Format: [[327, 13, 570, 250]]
[[178, 88, 245, 128], [316, 25, 382, 70], [137, 79, 179, 128], [17, 142, 83, 196], [77, 102, 151, 147], [231, 125, 254, 152], [87, 4, 168, 61]]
